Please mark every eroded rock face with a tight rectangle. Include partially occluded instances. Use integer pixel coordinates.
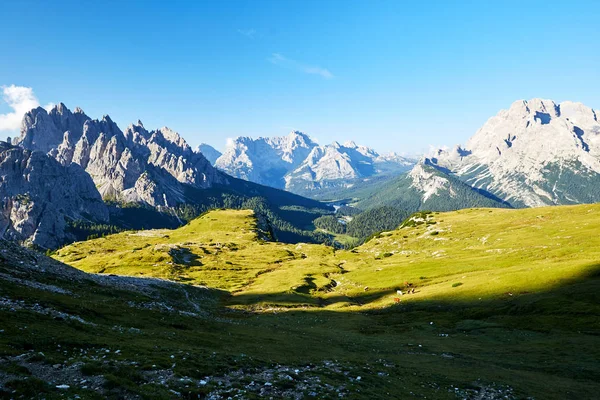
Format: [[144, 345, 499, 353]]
[[417, 99, 600, 207], [15, 105, 225, 207], [17, 103, 90, 154], [0, 143, 108, 249]]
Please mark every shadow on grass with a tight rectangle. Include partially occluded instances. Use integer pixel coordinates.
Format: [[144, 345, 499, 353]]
[[226, 263, 600, 334]]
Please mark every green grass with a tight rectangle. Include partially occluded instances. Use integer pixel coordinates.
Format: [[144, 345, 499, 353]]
[[2, 204, 600, 398], [56, 204, 600, 310]]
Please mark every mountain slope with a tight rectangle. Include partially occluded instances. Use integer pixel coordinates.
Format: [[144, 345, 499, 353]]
[[15, 104, 224, 207], [195, 143, 222, 164], [215, 132, 415, 193], [428, 98, 600, 207], [355, 161, 509, 211]]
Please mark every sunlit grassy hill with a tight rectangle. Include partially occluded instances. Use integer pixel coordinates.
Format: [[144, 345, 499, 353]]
[[54, 209, 340, 300], [334, 204, 600, 306], [36, 203, 600, 398], [55, 204, 600, 312]]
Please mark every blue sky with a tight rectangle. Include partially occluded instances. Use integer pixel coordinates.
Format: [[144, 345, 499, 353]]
[[1, 0, 599, 155]]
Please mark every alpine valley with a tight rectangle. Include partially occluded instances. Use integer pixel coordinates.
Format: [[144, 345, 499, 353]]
[[214, 99, 600, 214], [3, 2, 600, 398], [3, 104, 333, 249], [2, 99, 600, 399]]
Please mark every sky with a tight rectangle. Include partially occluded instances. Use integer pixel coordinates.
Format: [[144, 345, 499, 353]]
[[0, 0, 599, 155]]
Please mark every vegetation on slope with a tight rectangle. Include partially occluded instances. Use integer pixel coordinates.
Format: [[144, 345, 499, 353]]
[[314, 206, 409, 246], [67, 177, 335, 245], [345, 206, 409, 239], [354, 165, 511, 212]]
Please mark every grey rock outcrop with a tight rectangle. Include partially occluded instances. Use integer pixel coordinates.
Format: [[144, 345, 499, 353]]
[[0, 142, 108, 249]]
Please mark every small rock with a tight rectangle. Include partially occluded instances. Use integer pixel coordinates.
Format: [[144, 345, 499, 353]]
[[56, 384, 70, 390]]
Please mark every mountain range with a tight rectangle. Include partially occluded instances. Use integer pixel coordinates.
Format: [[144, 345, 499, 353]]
[[2, 104, 330, 249], [212, 132, 415, 194], [355, 98, 600, 211], [17, 103, 223, 207], [3, 97, 600, 249]]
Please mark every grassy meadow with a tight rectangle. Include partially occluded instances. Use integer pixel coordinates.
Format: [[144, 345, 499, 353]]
[[2, 204, 598, 398]]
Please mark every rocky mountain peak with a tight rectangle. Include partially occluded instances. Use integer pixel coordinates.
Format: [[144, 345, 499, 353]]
[[196, 143, 222, 165], [423, 98, 600, 207], [155, 126, 188, 149], [16, 103, 223, 208], [288, 130, 312, 142]]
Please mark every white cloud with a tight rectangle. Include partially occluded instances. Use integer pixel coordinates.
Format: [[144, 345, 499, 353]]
[[0, 85, 51, 132], [268, 53, 334, 79], [237, 29, 256, 39]]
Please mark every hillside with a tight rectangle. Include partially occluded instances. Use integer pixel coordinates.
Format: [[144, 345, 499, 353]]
[[53, 209, 338, 295], [27, 204, 599, 398], [353, 162, 510, 212]]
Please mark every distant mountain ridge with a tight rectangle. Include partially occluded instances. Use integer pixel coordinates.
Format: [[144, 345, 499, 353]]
[[214, 131, 415, 193], [196, 143, 222, 164]]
